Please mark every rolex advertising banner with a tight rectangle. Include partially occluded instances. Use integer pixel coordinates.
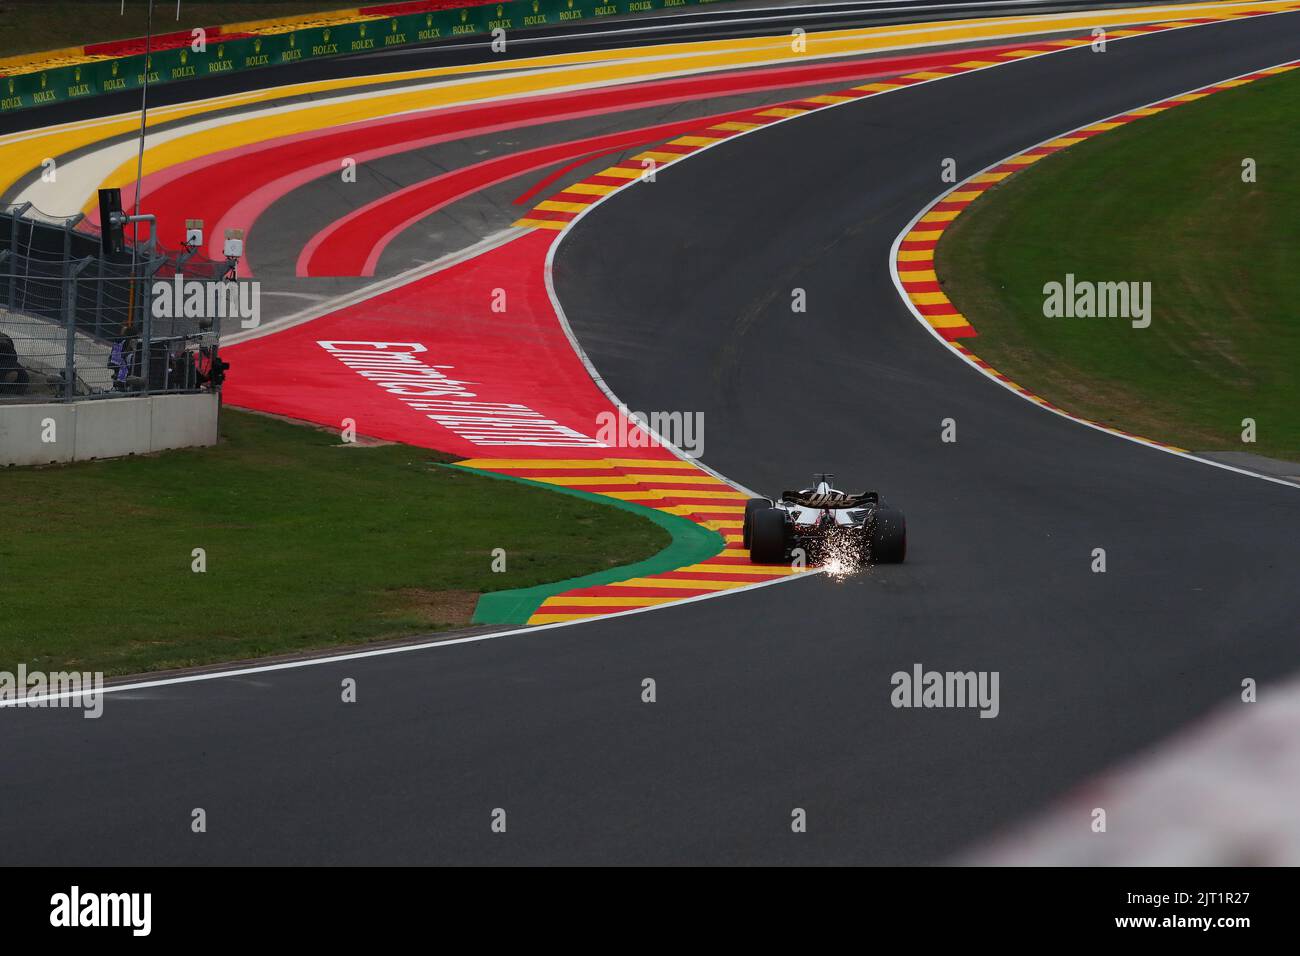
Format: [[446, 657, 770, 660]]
[[0, 0, 722, 113]]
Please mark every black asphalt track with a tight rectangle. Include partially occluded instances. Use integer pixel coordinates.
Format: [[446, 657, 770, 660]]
[[1, 10, 1297, 864]]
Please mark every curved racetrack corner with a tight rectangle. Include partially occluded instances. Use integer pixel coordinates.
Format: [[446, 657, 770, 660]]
[[0, 2, 1296, 865]]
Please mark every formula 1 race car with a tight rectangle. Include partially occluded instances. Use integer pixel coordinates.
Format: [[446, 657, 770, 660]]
[[743, 474, 906, 566]]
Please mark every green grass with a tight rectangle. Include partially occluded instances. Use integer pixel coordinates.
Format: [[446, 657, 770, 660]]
[[0, 1, 348, 59], [937, 68, 1300, 461], [0, 409, 669, 675]]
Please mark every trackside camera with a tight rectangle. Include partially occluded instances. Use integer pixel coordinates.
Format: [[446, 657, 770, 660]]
[[223, 228, 244, 259]]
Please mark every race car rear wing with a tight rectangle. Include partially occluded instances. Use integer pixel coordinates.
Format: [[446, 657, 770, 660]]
[[781, 490, 879, 508]]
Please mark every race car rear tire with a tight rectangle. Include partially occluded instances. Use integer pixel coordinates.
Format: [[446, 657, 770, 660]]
[[742, 497, 773, 548], [870, 505, 906, 563], [749, 507, 788, 564]]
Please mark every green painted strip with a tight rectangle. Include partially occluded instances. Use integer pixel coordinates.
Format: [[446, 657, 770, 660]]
[[446, 463, 724, 626], [1, 0, 728, 114]]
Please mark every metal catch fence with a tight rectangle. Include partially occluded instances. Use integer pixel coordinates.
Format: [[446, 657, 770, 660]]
[[1, 203, 229, 403]]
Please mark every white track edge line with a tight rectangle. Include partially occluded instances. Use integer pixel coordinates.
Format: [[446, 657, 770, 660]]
[[886, 53, 1300, 492], [0, 570, 817, 706]]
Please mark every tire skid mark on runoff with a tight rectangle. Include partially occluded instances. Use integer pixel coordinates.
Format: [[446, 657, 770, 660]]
[[892, 57, 1300, 464]]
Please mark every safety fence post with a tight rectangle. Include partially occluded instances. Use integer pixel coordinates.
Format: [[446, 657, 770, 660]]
[[63, 257, 93, 400]]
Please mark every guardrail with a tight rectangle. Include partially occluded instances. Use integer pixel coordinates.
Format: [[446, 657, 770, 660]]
[[0, 0, 722, 114]]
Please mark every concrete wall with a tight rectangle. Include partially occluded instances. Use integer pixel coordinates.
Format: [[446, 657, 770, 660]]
[[0, 393, 219, 467]]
